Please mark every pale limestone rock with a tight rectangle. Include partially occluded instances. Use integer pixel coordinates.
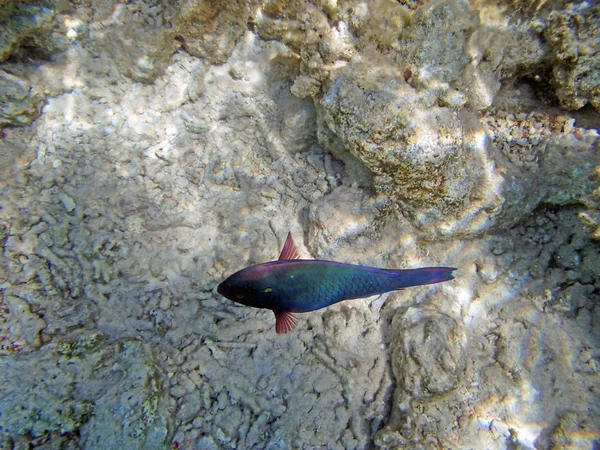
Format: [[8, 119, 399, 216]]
[[0, 70, 44, 126], [545, 2, 600, 111]]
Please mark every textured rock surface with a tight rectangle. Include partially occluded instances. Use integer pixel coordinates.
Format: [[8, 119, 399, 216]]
[[0, 332, 172, 449], [391, 307, 466, 399], [462, 23, 546, 110], [545, 2, 600, 111], [313, 0, 598, 238], [318, 53, 505, 238], [0, 0, 599, 449], [175, 0, 254, 65], [94, 1, 179, 83], [375, 209, 600, 449], [0, 0, 69, 62], [0, 69, 44, 126], [0, 137, 37, 183], [398, 0, 477, 84]]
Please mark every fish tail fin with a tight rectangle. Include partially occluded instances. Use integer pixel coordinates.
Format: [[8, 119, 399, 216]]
[[386, 267, 456, 289]]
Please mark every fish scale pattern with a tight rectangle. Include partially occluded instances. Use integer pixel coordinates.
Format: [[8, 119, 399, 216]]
[[309, 268, 394, 309]]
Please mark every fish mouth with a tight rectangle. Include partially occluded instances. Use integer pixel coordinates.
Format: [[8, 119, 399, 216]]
[[216, 283, 225, 296]]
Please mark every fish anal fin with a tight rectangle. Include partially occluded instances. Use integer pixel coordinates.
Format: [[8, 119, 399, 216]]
[[278, 232, 301, 260], [274, 310, 298, 334]]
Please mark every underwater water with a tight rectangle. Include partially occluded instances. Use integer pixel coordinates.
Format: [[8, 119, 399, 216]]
[[0, 0, 599, 449]]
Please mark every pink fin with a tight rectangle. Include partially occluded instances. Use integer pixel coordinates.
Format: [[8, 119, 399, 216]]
[[278, 232, 301, 260], [274, 310, 298, 334]]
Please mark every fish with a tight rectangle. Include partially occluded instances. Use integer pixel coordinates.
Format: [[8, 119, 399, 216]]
[[217, 233, 456, 334]]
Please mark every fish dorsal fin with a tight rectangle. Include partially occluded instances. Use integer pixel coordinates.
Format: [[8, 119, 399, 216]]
[[274, 310, 298, 334], [278, 232, 300, 260]]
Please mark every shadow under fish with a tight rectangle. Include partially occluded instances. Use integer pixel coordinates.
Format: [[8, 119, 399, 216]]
[[217, 233, 456, 334]]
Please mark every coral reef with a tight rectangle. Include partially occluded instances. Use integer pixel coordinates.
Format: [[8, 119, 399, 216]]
[[0, 0, 68, 62], [317, 51, 502, 238], [0, 0, 598, 448], [545, 2, 600, 111], [0, 69, 44, 126], [0, 332, 172, 449], [391, 306, 466, 398], [95, 0, 179, 83], [175, 0, 254, 65]]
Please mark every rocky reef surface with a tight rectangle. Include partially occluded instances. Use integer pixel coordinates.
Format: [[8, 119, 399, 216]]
[[0, 0, 599, 448]]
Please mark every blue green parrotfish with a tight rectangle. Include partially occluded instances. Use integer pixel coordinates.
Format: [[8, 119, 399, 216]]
[[217, 233, 456, 334]]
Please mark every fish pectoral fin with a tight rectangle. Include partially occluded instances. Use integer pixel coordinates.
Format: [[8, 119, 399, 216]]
[[278, 232, 301, 260], [274, 310, 298, 334]]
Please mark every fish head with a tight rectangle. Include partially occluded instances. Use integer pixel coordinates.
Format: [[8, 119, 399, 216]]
[[217, 265, 271, 309], [217, 277, 250, 304]]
